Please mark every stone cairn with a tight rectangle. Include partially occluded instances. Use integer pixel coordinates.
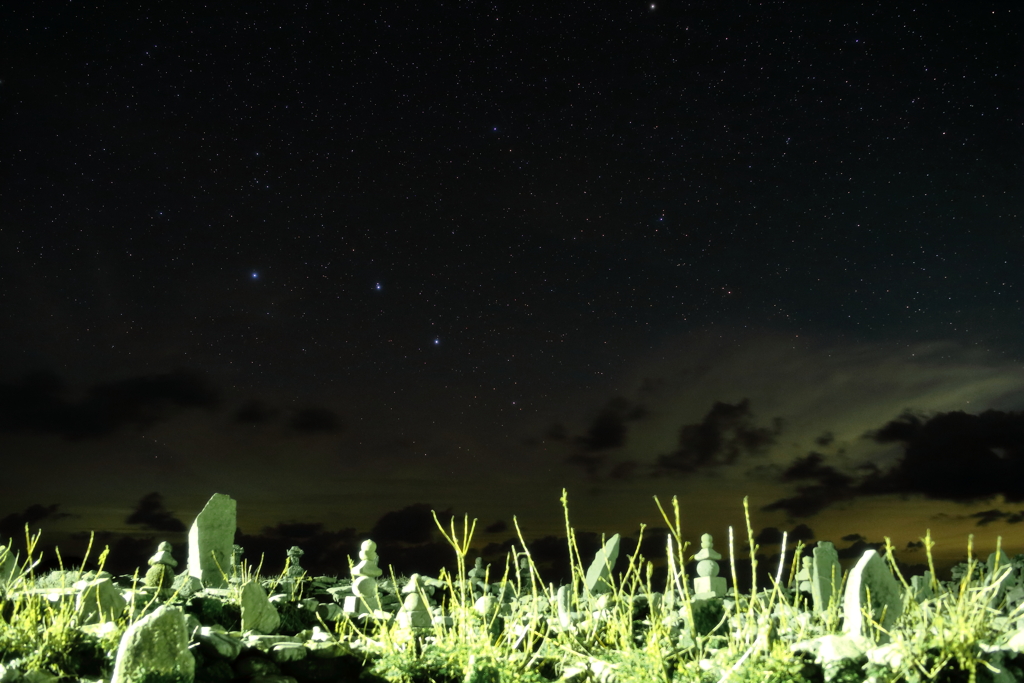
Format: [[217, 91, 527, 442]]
[[516, 552, 534, 587], [692, 533, 727, 599], [281, 545, 306, 599], [343, 539, 383, 616], [467, 557, 489, 598], [795, 555, 814, 602], [228, 544, 245, 586], [143, 542, 178, 601], [397, 573, 434, 630]]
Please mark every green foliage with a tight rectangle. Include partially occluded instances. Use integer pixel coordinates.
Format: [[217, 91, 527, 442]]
[[4, 492, 1024, 683], [276, 599, 320, 633], [185, 594, 241, 631]]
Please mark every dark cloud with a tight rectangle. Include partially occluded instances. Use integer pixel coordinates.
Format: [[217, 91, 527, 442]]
[[762, 488, 847, 519], [0, 503, 74, 546], [608, 460, 639, 481], [764, 408, 1024, 521], [655, 398, 783, 474], [754, 523, 816, 547], [125, 492, 186, 532], [370, 503, 455, 545], [0, 368, 219, 439], [860, 408, 1024, 503], [960, 508, 1024, 527], [484, 519, 508, 534], [544, 423, 568, 441], [760, 451, 861, 518], [573, 397, 649, 452], [577, 409, 627, 451], [259, 521, 328, 539], [233, 399, 280, 425], [778, 452, 854, 488], [288, 407, 343, 433], [835, 538, 885, 563], [815, 431, 836, 447], [753, 528, 782, 544], [563, 453, 605, 478], [638, 377, 667, 397]]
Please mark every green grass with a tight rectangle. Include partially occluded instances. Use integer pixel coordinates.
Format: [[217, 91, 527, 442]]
[[1, 490, 1023, 683]]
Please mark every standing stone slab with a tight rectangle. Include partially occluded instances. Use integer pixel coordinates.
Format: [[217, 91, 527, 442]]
[[111, 604, 195, 683], [843, 549, 904, 644], [240, 580, 280, 634], [811, 541, 842, 614], [585, 534, 620, 595], [188, 493, 237, 589]]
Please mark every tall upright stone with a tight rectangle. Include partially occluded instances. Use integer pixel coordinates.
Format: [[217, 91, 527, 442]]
[[188, 493, 237, 589], [111, 604, 195, 683], [842, 549, 904, 645], [585, 534, 620, 596], [811, 541, 842, 614]]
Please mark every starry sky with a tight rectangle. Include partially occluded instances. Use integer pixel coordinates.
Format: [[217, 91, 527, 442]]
[[1, 2, 1022, 591]]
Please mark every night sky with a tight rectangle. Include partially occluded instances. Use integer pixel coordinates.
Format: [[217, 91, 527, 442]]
[[2, 2, 1022, 590]]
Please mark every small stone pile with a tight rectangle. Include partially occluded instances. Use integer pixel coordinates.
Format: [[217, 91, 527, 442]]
[[692, 533, 726, 599], [343, 539, 383, 617]]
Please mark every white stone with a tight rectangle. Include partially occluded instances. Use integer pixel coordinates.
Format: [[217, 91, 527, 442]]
[[842, 549, 904, 644], [73, 577, 127, 625], [110, 604, 195, 683], [315, 602, 343, 622], [194, 627, 244, 660], [584, 534, 620, 595], [811, 541, 841, 614], [343, 575, 381, 615], [795, 556, 813, 597], [240, 580, 281, 634], [188, 493, 237, 589], [269, 642, 307, 663], [352, 539, 383, 578], [398, 593, 432, 628]]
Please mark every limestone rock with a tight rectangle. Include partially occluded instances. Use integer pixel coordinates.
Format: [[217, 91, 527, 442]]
[[74, 577, 128, 625], [811, 541, 841, 614], [842, 549, 904, 645], [110, 604, 195, 683], [241, 580, 281, 634], [584, 534, 620, 596], [188, 493, 237, 589]]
